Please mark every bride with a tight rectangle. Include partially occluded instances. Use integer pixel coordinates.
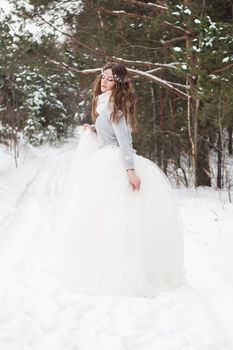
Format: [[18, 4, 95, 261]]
[[55, 62, 184, 298]]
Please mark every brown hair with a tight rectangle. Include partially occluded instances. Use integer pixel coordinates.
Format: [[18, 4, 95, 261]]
[[91, 62, 138, 132]]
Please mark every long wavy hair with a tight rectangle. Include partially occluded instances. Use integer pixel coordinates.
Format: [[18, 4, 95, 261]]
[[91, 62, 138, 132]]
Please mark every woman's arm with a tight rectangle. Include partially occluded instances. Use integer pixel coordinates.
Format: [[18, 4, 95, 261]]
[[111, 115, 135, 170], [111, 116, 141, 191], [127, 169, 141, 191]]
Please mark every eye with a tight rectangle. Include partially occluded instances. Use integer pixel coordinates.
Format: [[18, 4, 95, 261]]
[[101, 74, 114, 82]]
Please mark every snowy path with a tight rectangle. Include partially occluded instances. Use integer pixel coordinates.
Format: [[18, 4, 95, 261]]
[[176, 189, 233, 349], [0, 140, 232, 350]]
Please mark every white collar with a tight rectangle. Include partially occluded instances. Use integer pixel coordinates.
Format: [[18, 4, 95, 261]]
[[97, 90, 112, 103], [96, 91, 113, 114], [101, 90, 112, 96]]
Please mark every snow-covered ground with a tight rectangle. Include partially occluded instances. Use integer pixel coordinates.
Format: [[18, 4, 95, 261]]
[[0, 134, 233, 350]]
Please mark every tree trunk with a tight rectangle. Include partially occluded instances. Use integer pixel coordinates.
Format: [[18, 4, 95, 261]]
[[217, 131, 222, 188], [196, 130, 211, 187], [184, 0, 211, 187], [157, 140, 162, 167], [228, 126, 232, 155]]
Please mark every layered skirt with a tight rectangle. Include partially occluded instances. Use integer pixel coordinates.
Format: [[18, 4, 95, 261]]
[[54, 129, 184, 297]]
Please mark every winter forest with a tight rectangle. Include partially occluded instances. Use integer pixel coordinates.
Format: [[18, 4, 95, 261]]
[[1, 1, 233, 350], [1, 0, 233, 189]]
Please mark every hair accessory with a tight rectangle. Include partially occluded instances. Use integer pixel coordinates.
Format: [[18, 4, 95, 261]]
[[113, 74, 129, 84]]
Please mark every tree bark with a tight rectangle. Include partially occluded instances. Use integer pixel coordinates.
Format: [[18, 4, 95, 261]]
[[184, 0, 211, 187], [217, 131, 222, 189], [195, 133, 211, 186], [228, 126, 232, 155]]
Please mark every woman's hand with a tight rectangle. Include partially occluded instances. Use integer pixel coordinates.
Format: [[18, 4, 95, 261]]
[[127, 169, 141, 192], [82, 123, 95, 132]]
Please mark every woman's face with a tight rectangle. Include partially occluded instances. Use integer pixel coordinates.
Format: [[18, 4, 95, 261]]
[[100, 68, 116, 93]]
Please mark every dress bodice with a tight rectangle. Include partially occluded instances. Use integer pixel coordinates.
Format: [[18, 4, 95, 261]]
[[94, 90, 136, 170]]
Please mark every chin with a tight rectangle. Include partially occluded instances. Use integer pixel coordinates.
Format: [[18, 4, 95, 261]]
[[102, 87, 111, 92]]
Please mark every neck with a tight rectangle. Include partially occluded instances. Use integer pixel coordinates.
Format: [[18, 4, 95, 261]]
[[102, 90, 112, 95]]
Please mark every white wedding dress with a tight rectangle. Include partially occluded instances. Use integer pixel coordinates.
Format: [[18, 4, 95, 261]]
[[54, 94, 184, 298]]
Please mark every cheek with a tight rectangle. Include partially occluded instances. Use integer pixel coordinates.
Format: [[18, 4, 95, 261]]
[[109, 81, 116, 88]]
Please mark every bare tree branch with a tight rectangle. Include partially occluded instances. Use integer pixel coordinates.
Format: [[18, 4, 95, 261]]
[[161, 36, 186, 46], [117, 39, 153, 51], [95, 5, 154, 21], [163, 21, 191, 35], [46, 57, 189, 98], [96, 4, 191, 35], [109, 56, 181, 69], [119, 0, 168, 11], [150, 79, 189, 89], [37, 14, 104, 54], [209, 63, 233, 75], [116, 33, 162, 51], [45, 58, 100, 75], [127, 68, 189, 98]]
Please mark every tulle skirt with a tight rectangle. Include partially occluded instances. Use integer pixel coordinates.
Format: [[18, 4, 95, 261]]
[[54, 129, 184, 298]]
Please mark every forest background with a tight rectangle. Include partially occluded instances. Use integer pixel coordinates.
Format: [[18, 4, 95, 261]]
[[0, 0, 233, 190]]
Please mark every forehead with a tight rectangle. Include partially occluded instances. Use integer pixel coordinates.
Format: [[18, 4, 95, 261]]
[[102, 68, 113, 77]]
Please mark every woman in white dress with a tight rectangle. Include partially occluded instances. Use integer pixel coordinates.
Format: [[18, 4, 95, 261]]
[[55, 62, 184, 298]]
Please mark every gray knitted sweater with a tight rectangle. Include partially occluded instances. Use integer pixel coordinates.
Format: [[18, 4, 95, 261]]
[[94, 90, 136, 170]]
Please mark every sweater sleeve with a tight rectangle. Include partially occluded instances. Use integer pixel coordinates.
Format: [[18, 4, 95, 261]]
[[111, 114, 135, 170]]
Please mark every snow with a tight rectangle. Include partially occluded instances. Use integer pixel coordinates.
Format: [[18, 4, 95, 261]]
[[173, 47, 182, 52], [223, 57, 230, 63], [204, 37, 215, 47], [148, 3, 167, 10], [184, 9, 191, 15], [192, 46, 201, 52], [0, 0, 83, 43], [207, 16, 217, 31], [172, 5, 191, 16], [0, 134, 233, 349], [0, 0, 12, 14]]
